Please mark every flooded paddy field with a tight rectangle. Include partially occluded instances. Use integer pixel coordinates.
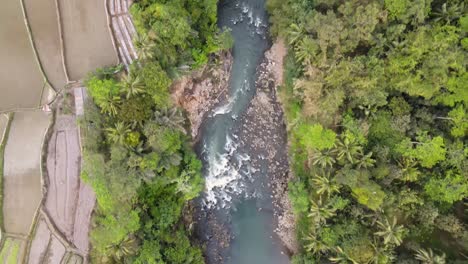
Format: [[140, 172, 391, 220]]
[[2, 111, 50, 235], [0, 0, 45, 112], [24, 0, 68, 91], [59, 0, 118, 80]]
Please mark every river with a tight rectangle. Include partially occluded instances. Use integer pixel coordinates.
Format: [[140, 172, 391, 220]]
[[195, 0, 290, 263]]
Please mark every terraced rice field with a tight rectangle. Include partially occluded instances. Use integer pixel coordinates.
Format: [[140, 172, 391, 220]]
[[2, 111, 50, 235], [0, 0, 130, 261], [59, 0, 118, 80], [0, 0, 45, 112], [24, 0, 68, 91]]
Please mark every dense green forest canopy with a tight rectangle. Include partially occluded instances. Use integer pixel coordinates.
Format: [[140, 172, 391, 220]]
[[267, 0, 467, 263], [79, 0, 230, 263]]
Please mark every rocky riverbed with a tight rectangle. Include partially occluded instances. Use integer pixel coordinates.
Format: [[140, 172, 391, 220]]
[[174, 40, 297, 262], [233, 39, 298, 253]]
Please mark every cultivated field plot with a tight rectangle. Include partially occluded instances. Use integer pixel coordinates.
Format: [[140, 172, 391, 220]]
[[24, 0, 68, 91], [0, 0, 45, 111], [59, 0, 118, 80], [0, 237, 27, 263], [109, 0, 138, 66], [45, 114, 95, 253], [2, 111, 50, 235], [45, 116, 80, 240], [28, 217, 70, 264]]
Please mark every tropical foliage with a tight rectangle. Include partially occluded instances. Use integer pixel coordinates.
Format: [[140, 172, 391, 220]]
[[80, 0, 231, 262], [268, 0, 468, 262]]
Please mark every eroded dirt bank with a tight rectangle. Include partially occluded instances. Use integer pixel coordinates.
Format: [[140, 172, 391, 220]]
[[171, 52, 234, 140], [233, 39, 298, 253]]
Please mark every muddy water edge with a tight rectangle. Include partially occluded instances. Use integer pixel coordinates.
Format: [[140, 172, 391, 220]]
[[193, 0, 291, 263]]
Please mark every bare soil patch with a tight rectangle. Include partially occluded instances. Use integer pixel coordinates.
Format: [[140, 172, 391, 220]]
[[0, 0, 44, 111], [59, 0, 118, 80], [24, 0, 68, 90], [72, 183, 95, 253], [45, 116, 80, 240], [45, 111, 95, 253], [2, 111, 50, 235]]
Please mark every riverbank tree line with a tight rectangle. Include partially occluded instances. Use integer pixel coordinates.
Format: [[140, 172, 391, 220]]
[[267, 0, 467, 263], [79, 0, 232, 262]]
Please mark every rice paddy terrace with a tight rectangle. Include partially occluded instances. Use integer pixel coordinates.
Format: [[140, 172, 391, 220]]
[[0, 0, 137, 262]]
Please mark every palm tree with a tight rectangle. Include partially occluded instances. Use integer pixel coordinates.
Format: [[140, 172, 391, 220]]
[[287, 23, 305, 46], [303, 232, 329, 255], [414, 248, 446, 264], [100, 94, 121, 116], [333, 135, 363, 164], [139, 169, 156, 183], [311, 171, 340, 198], [358, 104, 378, 118], [308, 197, 336, 225], [433, 2, 464, 24], [158, 152, 182, 171], [105, 122, 131, 145], [374, 217, 404, 246], [311, 149, 336, 168], [295, 37, 318, 66], [170, 169, 200, 200], [107, 235, 139, 261], [134, 33, 155, 61], [171, 170, 193, 193], [119, 74, 145, 99], [329, 246, 358, 264], [153, 108, 187, 135], [370, 239, 395, 264], [355, 151, 376, 169], [396, 157, 421, 182]]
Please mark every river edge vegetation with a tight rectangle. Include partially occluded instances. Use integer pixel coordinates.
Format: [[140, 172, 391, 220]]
[[79, 0, 233, 262], [267, 0, 467, 263]]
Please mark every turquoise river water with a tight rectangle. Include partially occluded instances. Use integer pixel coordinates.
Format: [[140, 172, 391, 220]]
[[196, 0, 290, 263]]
